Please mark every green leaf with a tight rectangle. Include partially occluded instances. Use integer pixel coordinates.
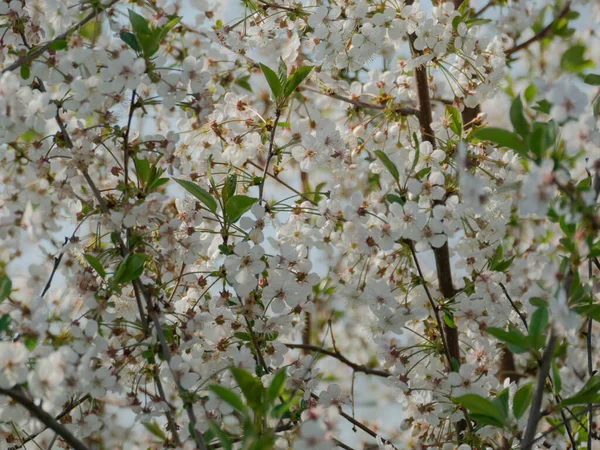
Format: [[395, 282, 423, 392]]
[[20, 64, 30, 80], [148, 177, 169, 191], [129, 9, 151, 35], [454, 394, 506, 427], [156, 17, 181, 42], [529, 305, 548, 337], [48, 39, 68, 51], [584, 74, 600, 86], [114, 253, 148, 284], [593, 97, 600, 118], [552, 360, 562, 393], [174, 179, 218, 213], [560, 44, 594, 73], [528, 121, 557, 162], [136, 33, 160, 59], [277, 58, 288, 88], [510, 95, 530, 138], [524, 84, 537, 103], [283, 65, 313, 98], [445, 105, 462, 136], [0, 275, 11, 303], [574, 304, 600, 321], [84, 254, 106, 278], [235, 75, 252, 92], [492, 388, 509, 421], [208, 421, 232, 450], [134, 158, 151, 183], [231, 367, 264, 410], [443, 311, 456, 329], [266, 369, 286, 404], [485, 327, 529, 352], [260, 63, 282, 100], [560, 375, 600, 406], [513, 383, 533, 419], [120, 31, 140, 52], [142, 421, 167, 440], [472, 127, 528, 156], [225, 195, 258, 223], [0, 314, 10, 333], [221, 174, 237, 207], [374, 150, 400, 183], [386, 194, 405, 205], [209, 385, 247, 413]]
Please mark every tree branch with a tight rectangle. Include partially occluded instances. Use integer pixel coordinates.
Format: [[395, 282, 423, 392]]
[[2, 0, 120, 73], [284, 343, 391, 378], [521, 329, 557, 450], [0, 387, 91, 450], [506, 2, 571, 56]]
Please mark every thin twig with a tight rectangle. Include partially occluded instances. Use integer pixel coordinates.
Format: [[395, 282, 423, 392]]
[[506, 2, 572, 56], [521, 329, 557, 450], [258, 110, 281, 203], [284, 343, 391, 377], [0, 388, 91, 450], [499, 282, 528, 330], [2, 0, 120, 73], [409, 246, 453, 368]]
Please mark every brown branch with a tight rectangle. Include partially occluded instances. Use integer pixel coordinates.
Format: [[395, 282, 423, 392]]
[[284, 343, 391, 378], [521, 329, 557, 450], [7, 394, 91, 450], [406, 17, 468, 440], [2, 0, 120, 73], [0, 388, 90, 450], [258, 110, 281, 203], [506, 2, 572, 56], [301, 85, 419, 116]]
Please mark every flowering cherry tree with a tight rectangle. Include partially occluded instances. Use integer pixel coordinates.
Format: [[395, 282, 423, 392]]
[[1, 0, 600, 449]]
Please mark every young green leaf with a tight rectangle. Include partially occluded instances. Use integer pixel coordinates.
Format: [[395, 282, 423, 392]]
[[208, 421, 232, 450], [560, 44, 593, 73], [560, 375, 600, 406], [266, 369, 286, 404], [156, 17, 181, 42], [221, 174, 237, 207], [128, 9, 151, 35], [174, 179, 218, 213], [283, 65, 313, 98], [584, 73, 600, 86], [277, 58, 288, 88], [48, 40, 68, 51], [225, 195, 258, 223], [260, 63, 283, 100], [142, 421, 167, 440], [84, 254, 106, 278], [454, 393, 506, 427], [485, 327, 530, 353], [0, 314, 10, 333], [445, 105, 462, 136], [209, 385, 247, 413], [120, 32, 140, 52], [134, 158, 151, 183], [230, 367, 264, 410], [0, 275, 11, 303], [114, 253, 148, 284], [492, 388, 509, 422], [472, 127, 528, 156], [374, 150, 400, 183], [510, 95, 530, 138], [513, 383, 533, 419], [528, 305, 549, 337]]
